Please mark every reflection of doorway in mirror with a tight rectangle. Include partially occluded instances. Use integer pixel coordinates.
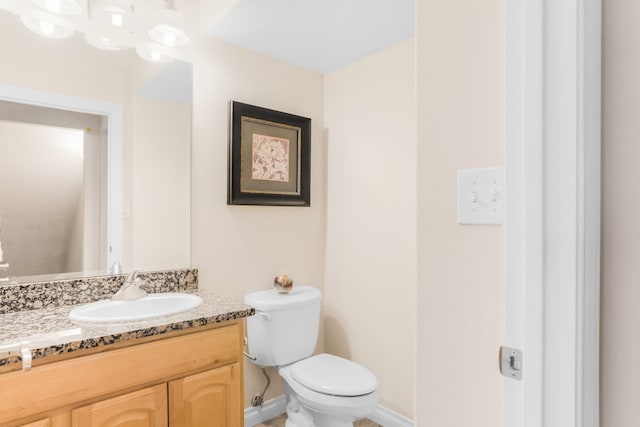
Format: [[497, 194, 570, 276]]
[[0, 119, 103, 277]]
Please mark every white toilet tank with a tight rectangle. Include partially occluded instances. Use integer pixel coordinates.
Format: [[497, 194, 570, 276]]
[[245, 286, 322, 367]]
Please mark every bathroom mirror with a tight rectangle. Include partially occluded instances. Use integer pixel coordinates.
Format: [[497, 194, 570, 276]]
[[0, 10, 192, 283]]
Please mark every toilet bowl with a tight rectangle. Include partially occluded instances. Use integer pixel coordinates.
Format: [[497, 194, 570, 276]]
[[279, 354, 379, 426], [244, 286, 380, 427]]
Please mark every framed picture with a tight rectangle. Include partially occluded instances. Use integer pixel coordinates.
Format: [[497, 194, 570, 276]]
[[228, 101, 311, 206]]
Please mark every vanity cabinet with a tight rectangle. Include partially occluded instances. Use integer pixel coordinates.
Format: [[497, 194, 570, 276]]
[[0, 321, 244, 427]]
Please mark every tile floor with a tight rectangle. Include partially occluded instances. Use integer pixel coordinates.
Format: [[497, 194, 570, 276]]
[[256, 414, 381, 427]]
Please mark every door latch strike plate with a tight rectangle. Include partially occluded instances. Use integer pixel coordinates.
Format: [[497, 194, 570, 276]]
[[499, 346, 523, 380]]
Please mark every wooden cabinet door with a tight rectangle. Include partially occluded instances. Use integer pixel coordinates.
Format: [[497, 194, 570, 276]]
[[72, 384, 167, 427], [169, 363, 242, 427]]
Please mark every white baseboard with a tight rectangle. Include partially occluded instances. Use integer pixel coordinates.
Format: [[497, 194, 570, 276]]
[[244, 395, 414, 427], [244, 396, 287, 427], [369, 405, 414, 427]]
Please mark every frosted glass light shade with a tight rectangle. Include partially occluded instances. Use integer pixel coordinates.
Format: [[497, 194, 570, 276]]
[[20, 14, 74, 38], [30, 0, 82, 15], [148, 9, 189, 47], [148, 24, 189, 47]]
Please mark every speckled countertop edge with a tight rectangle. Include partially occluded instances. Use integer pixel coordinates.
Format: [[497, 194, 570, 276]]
[[0, 289, 255, 368]]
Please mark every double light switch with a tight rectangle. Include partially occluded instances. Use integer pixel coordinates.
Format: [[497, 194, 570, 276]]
[[457, 167, 504, 225]]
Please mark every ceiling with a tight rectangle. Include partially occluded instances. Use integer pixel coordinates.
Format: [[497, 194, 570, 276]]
[[204, 0, 415, 74]]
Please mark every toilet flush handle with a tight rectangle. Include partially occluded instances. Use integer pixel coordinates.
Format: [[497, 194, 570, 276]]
[[243, 351, 258, 361], [242, 337, 258, 361]]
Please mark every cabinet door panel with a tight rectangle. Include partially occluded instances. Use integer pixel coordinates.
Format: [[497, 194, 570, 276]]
[[169, 363, 242, 427], [72, 384, 167, 427]]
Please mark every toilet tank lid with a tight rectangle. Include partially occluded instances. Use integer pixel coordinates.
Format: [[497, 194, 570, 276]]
[[244, 285, 322, 311]]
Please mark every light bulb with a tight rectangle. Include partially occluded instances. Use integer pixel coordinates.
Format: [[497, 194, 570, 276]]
[[148, 24, 189, 48], [111, 13, 123, 27], [92, 0, 133, 29], [164, 31, 176, 47], [148, 8, 190, 48]]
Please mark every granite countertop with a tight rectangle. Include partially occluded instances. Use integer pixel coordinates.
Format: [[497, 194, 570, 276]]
[[0, 281, 254, 369]]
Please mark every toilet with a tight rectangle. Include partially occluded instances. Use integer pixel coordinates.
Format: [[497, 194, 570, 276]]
[[244, 286, 379, 427]]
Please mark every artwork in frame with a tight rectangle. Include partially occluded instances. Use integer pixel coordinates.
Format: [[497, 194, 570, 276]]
[[228, 101, 311, 206]]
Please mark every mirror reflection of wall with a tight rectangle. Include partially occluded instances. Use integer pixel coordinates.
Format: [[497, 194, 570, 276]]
[[0, 102, 106, 278]]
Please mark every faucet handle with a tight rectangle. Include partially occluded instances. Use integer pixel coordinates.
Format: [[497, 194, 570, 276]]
[[112, 270, 146, 301], [124, 270, 139, 283]]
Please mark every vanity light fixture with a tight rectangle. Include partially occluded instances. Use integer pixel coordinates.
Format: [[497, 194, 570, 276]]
[[0, 0, 191, 62]]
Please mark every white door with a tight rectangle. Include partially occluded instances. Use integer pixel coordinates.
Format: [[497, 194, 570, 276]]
[[503, 0, 600, 426]]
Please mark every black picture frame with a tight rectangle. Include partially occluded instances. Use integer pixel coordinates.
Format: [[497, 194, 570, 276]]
[[228, 101, 311, 206]]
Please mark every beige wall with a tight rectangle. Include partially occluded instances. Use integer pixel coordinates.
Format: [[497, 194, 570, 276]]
[[323, 39, 416, 419], [188, 36, 325, 405], [131, 96, 191, 271], [416, 1, 504, 425], [601, 1, 640, 425]]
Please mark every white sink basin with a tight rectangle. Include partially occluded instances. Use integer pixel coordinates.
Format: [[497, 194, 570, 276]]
[[68, 293, 203, 324]]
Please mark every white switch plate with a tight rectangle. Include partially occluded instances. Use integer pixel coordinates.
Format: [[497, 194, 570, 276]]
[[457, 167, 504, 225]]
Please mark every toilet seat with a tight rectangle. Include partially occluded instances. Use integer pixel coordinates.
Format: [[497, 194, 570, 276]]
[[279, 361, 380, 421], [290, 353, 378, 397]]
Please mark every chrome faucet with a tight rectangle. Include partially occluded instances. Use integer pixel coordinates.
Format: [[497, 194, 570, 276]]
[[112, 270, 147, 301]]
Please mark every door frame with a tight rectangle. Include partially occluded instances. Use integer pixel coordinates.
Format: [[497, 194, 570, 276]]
[[503, 0, 601, 426]]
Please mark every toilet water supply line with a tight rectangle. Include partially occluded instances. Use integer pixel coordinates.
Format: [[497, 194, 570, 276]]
[[243, 337, 271, 407], [251, 368, 271, 407]]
